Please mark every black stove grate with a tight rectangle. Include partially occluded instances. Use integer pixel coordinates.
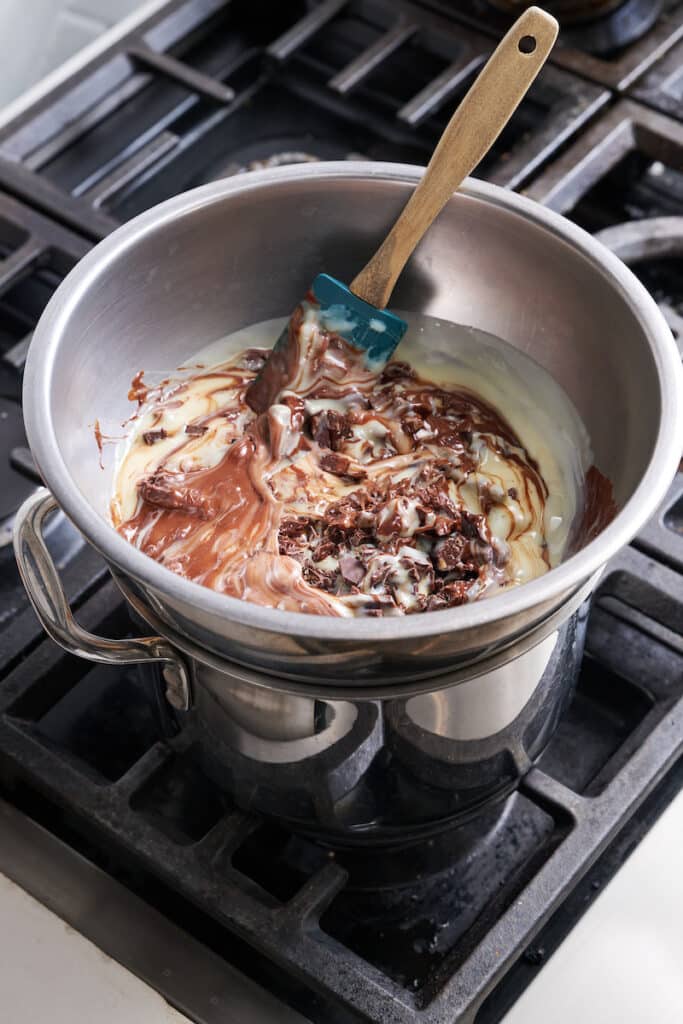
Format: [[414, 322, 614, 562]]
[[0, 192, 107, 660], [627, 31, 683, 120], [525, 100, 683, 354], [0, 0, 607, 238], [0, 516, 681, 1024]]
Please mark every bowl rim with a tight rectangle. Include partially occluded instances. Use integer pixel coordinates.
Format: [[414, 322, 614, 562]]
[[23, 162, 683, 642]]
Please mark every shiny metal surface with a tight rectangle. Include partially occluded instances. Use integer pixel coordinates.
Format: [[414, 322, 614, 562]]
[[181, 608, 586, 838], [19, 164, 682, 683], [13, 488, 191, 710]]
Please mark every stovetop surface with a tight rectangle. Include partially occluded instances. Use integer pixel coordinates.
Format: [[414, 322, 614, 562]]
[[0, 2, 682, 1023]]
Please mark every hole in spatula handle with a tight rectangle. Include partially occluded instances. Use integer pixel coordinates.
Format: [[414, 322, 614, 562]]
[[518, 34, 537, 53]]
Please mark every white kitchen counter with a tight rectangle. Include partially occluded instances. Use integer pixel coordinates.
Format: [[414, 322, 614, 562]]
[[2, 788, 683, 1024], [0, 872, 190, 1024], [502, 784, 683, 1023]]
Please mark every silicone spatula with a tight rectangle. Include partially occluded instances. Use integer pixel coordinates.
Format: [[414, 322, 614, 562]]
[[247, 6, 558, 412]]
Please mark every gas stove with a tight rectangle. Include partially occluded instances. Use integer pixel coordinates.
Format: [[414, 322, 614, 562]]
[[0, 2, 682, 1023]]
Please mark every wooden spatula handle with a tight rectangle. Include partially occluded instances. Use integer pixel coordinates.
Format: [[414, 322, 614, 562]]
[[349, 6, 559, 310]]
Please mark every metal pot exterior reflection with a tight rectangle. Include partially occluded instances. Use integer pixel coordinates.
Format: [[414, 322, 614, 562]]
[[182, 607, 586, 841]]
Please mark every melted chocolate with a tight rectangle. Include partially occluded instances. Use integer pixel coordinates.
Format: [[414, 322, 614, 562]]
[[572, 464, 618, 549], [113, 299, 616, 617]]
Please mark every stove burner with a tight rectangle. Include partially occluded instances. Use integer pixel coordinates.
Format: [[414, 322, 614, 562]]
[[487, 1, 625, 23], [595, 214, 683, 261], [219, 148, 367, 178], [483, 0, 663, 54], [245, 151, 322, 171]]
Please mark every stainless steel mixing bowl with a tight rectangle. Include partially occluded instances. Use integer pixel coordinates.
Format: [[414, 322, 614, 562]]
[[14, 163, 681, 688], [14, 164, 681, 839]]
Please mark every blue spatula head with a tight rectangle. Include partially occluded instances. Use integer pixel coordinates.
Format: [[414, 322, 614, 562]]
[[309, 273, 407, 368], [245, 274, 408, 413]]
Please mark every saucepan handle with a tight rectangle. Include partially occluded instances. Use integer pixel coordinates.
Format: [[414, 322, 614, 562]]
[[13, 488, 191, 711]]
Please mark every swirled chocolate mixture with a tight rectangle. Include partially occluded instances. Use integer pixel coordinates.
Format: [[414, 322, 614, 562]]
[[112, 300, 592, 617]]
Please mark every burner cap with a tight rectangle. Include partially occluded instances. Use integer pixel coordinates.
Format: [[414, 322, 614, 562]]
[[484, 0, 663, 53], [210, 141, 367, 180], [487, 0, 624, 24]]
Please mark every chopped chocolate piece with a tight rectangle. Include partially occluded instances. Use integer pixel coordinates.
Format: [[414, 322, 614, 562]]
[[320, 452, 350, 475], [433, 535, 468, 571], [432, 514, 455, 537], [309, 409, 352, 451], [139, 472, 214, 518], [426, 580, 471, 610], [279, 517, 315, 541], [339, 553, 365, 585], [185, 423, 208, 436], [508, 487, 518, 500], [313, 540, 337, 562], [381, 361, 415, 382], [320, 451, 367, 480], [142, 428, 168, 445], [302, 564, 336, 591]]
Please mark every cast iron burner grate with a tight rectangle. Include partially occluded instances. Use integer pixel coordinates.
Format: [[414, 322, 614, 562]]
[[526, 101, 683, 357], [0, 490, 680, 1024], [0, 0, 607, 237], [0, 192, 106, 655]]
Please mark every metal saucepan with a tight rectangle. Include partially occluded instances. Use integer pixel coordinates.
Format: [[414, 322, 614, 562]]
[[12, 165, 682, 840]]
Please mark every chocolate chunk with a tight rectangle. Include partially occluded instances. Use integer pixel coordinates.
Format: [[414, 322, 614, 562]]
[[380, 361, 415, 382], [339, 553, 365, 585], [279, 517, 315, 541], [508, 487, 518, 500], [302, 564, 336, 591], [433, 535, 467, 571], [426, 580, 471, 610], [432, 514, 455, 537], [310, 409, 352, 451], [142, 428, 168, 445], [313, 540, 337, 562], [139, 472, 213, 518], [320, 452, 367, 480], [185, 423, 208, 436]]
